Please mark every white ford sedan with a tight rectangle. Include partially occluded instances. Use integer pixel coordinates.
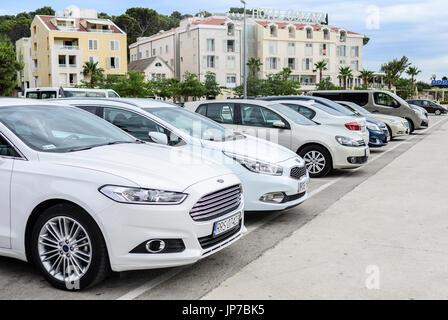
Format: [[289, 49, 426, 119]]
[[57, 98, 310, 211], [0, 99, 244, 290]]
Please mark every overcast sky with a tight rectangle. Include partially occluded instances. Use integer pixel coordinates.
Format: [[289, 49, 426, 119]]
[[1, 0, 447, 82]]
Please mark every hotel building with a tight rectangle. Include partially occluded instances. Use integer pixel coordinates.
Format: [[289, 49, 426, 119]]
[[29, 6, 127, 88], [130, 9, 365, 91]]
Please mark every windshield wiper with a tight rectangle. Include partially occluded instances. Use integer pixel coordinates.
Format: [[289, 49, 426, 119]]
[[66, 140, 139, 152]]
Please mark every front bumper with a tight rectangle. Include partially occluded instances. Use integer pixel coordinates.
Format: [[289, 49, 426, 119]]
[[97, 174, 246, 272], [332, 144, 369, 169], [236, 157, 309, 211], [368, 129, 389, 148], [389, 122, 409, 137]]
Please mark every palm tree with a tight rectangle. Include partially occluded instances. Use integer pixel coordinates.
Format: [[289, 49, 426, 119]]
[[247, 57, 263, 78], [380, 56, 410, 90], [406, 66, 421, 97], [81, 61, 104, 88], [314, 60, 328, 83], [359, 69, 374, 89], [338, 66, 353, 90]]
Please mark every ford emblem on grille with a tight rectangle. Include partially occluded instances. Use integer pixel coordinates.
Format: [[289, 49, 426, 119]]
[[217, 179, 224, 183]]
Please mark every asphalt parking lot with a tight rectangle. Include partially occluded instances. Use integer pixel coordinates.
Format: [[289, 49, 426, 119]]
[[0, 114, 446, 300]]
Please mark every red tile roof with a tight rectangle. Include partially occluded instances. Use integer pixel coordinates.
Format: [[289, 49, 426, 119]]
[[37, 16, 123, 34], [191, 18, 227, 25]]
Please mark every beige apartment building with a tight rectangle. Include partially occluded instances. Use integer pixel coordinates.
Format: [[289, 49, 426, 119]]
[[129, 9, 365, 91], [16, 37, 33, 91], [29, 6, 127, 88]]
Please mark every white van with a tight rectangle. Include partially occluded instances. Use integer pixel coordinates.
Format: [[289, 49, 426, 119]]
[[24, 87, 120, 99]]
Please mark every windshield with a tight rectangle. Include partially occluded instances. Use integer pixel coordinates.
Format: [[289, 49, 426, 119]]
[[144, 107, 241, 142], [63, 90, 107, 98], [316, 99, 357, 116], [268, 103, 316, 125], [0, 106, 136, 153]]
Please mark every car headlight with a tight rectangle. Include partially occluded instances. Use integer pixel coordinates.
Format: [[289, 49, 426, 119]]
[[223, 152, 283, 176], [389, 119, 401, 125], [99, 185, 187, 204], [335, 136, 364, 147], [367, 123, 381, 131]]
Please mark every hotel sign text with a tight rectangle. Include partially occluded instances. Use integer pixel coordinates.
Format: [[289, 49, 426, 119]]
[[227, 8, 327, 24]]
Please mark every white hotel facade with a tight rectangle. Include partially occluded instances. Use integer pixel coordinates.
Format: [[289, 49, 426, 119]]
[[129, 9, 365, 91]]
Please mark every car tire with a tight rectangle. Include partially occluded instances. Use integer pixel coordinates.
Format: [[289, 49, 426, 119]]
[[406, 119, 415, 133], [299, 145, 332, 178], [30, 203, 110, 291], [435, 110, 441, 115]]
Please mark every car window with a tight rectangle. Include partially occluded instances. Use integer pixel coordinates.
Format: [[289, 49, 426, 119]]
[[298, 106, 317, 119], [0, 134, 19, 158], [374, 92, 400, 108], [422, 101, 429, 106], [240, 104, 284, 128], [41, 91, 57, 99], [103, 108, 183, 146], [108, 91, 119, 98], [26, 92, 39, 99], [0, 106, 135, 153], [77, 105, 98, 115], [205, 103, 235, 124], [196, 105, 207, 116], [341, 92, 369, 106]]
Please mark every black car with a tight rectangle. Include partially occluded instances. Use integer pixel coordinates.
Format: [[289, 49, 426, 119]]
[[406, 99, 447, 115]]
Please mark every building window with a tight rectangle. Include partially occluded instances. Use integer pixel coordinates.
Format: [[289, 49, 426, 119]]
[[269, 41, 278, 55], [58, 55, 66, 67], [68, 55, 76, 67], [152, 48, 156, 56], [88, 39, 98, 51], [323, 29, 330, 40], [287, 42, 296, 56], [302, 58, 313, 71], [305, 43, 313, 56], [138, 52, 142, 59], [227, 40, 235, 52], [337, 45, 346, 57], [340, 31, 347, 42], [171, 59, 174, 66], [340, 60, 346, 66], [288, 26, 295, 39], [146, 50, 149, 58], [267, 57, 278, 70], [155, 62, 162, 67], [69, 73, 77, 86], [351, 60, 359, 71], [227, 23, 235, 36], [110, 40, 119, 51], [206, 55, 215, 68], [226, 74, 237, 88], [109, 57, 120, 69], [320, 44, 329, 56], [206, 39, 215, 52], [226, 56, 235, 69], [159, 47, 162, 54], [165, 45, 169, 53], [88, 56, 99, 63], [288, 58, 296, 70], [306, 27, 313, 39], [351, 46, 359, 58], [269, 25, 277, 37]]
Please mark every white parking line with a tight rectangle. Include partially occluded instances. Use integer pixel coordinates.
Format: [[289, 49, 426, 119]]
[[116, 117, 447, 300]]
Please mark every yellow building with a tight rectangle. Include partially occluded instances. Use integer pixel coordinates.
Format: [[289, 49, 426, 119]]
[[30, 6, 127, 88]]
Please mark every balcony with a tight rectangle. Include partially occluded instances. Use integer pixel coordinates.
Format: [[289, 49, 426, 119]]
[[57, 27, 79, 32], [56, 45, 80, 50], [87, 28, 114, 33]]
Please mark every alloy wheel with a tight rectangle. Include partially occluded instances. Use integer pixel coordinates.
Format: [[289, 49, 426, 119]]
[[38, 216, 92, 283], [303, 151, 326, 174]]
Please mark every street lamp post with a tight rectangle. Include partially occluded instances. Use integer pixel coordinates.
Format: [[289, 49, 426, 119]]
[[241, 0, 247, 99]]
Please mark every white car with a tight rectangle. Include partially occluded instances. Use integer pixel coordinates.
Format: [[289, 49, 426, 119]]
[[185, 100, 370, 178], [24, 87, 120, 99], [58, 98, 310, 211], [0, 98, 244, 290], [276, 100, 369, 145]]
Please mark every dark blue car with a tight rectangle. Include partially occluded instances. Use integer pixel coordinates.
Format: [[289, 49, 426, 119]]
[[365, 118, 389, 147]]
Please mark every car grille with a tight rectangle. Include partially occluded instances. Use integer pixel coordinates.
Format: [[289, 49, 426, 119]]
[[290, 166, 307, 180], [190, 185, 242, 222], [198, 220, 242, 250]]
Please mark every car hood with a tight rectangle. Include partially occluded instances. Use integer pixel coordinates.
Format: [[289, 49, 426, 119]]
[[37, 143, 232, 192], [200, 134, 296, 164], [367, 113, 405, 123], [366, 117, 386, 127]]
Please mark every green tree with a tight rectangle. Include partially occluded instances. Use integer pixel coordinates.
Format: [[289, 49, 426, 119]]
[[112, 14, 139, 45], [151, 77, 181, 101], [112, 71, 149, 97], [314, 60, 328, 83], [204, 72, 221, 98], [394, 78, 413, 100], [0, 15, 32, 43], [179, 72, 205, 101], [126, 8, 159, 37], [359, 69, 374, 89], [195, 11, 212, 17], [81, 61, 104, 88], [0, 35, 23, 96], [247, 57, 263, 78], [316, 78, 340, 90], [31, 7, 55, 17], [265, 68, 301, 96], [380, 56, 410, 89], [406, 66, 421, 97], [338, 66, 353, 90]]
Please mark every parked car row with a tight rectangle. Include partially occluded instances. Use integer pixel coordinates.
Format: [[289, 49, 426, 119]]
[[0, 89, 427, 291]]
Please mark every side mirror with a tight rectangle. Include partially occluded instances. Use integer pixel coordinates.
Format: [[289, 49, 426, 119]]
[[273, 121, 286, 128], [148, 131, 168, 145]]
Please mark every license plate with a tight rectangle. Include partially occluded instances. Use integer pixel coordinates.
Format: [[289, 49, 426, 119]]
[[213, 212, 241, 237], [299, 178, 309, 193]]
